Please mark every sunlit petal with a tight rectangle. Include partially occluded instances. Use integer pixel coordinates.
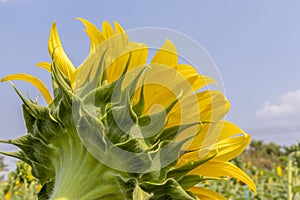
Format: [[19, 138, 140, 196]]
[[102, 21, 115, 39], [113, 21, 125, 34], [1, 74, 52, 104], [213, 132, 251, 162], [48, 22, 75, 81], [178, 132, 250, 164], [189, 187, 226, 200], [176, 64, 216, 90], [77, 17, 105, 52], [188, 121, 244, 151], [151, 39, 178, 67], [36, 62, 51, 72], [190, 161, 257, 192]]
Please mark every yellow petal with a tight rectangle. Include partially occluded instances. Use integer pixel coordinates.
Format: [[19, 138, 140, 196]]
[[102, 21, 114, 39], [178, 132, 250, 165], [48, 22, 75, 81], [177, 147, 217, 167], [142, 84, 177, 114], [188, 121, 245, 151], [190, 161, 256, 192], [105, 52, 131, 83], [151, 39, 178, 67], [176, 64, 216, 91], [77, 17, 105, 52], [113, 21, 130, 52], [196, 90, 229, 121], [167, 90, 229, 129], [213, 132, 251, 162], [139, 66, 186, 114], [113, 21, 125, 34], [1, 74, 53, 104], [36, 62, 51, 72], [189, 187, 226, 200], [127, 42, 148, 69], [105, 42, 147, 83]]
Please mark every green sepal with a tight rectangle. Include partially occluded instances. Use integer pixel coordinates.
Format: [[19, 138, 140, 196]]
[[104, 104, 135, 143], [178, 175, 203, 190], [157, 122, 200, 142], [132, 80, 145, 116], [138, 111, 167, 144], [55, 94, 75, 129], [81, 81, 116, 117], [141, 178, 197, 200], [0, 134, 56, 183], [22, 103, 63, 142], [133, 184, 153, 200], [0, 135, 54, 166], [167, 152, 216, 180], [141, 134, 196, 182], [116, 137, 148, 153], [11, 83, 51, 121], [0, 150, 54, 183], [51, 62, 72, 102], [140, 160, 177, 183]]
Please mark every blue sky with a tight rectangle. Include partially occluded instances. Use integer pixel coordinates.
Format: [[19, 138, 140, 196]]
[[0, 0, 300, 153]]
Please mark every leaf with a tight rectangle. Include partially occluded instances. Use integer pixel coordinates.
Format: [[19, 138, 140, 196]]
[[168, 152, 216, 180], [133, 185, 152, 200], [178, 175, 203, 190], [293, 185, 300, 194], [189, 187, 226, 200], [141, 178, 196, 200]]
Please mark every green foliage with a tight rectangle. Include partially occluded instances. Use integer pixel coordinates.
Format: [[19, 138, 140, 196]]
[[0, 160, 40, 200]]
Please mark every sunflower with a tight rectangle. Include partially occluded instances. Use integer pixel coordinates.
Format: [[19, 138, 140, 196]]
[[1, 18, 256, 200]]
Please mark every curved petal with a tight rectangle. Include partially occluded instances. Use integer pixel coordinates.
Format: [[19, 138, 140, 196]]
[[102, 21, 115, 39], [77, 17, 105, 52], [190, 161, 256, 192], [167, 90, 229, 129], [213, 132, 251, 162], [188, 121, 245, 151], [105, 42, 148, 83], [127, 42, 148, 69], [48, 22, 75, 81], [139, 66, 186, 114], [1, 74, 53, 104], [196, 90, 230, 122], [151, 39, 178, 67], [177, 132, 250, 165], [189, 187, 226, 200], [113, 21, 125, 34], [36, 62, 51, 72], [176, 64, 216, 91]]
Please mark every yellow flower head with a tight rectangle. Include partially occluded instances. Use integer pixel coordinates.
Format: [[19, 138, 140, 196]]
[[246, 161, 251, 169], [260, 170, 264, 177], [276, 165, 283, 177], [1, 18, 256, 199]]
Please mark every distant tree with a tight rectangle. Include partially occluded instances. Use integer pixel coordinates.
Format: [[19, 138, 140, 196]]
[[240, 140, 286, 169]]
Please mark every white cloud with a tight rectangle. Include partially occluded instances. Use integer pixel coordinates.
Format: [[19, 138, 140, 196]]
[[256, 90, 300, 127]]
